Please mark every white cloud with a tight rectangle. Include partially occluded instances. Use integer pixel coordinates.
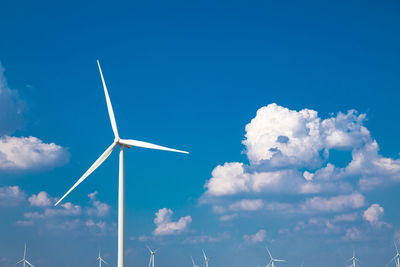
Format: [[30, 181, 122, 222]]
[[0, 185, 25, 206], [87, 191, 110, 217], [299, 192, 366, 213], [0, 136, 69, 171], [183, 232, 230, 244], [153, 208, 192, 236], [294, 218, 340, 235], [333, 213, 358, 222], [219, 214, 238, 221], [243, 229, 267, 244], [28, 191, 53, 207], [229, 199, 264, 211], [363, 204, 389, 228], [343, 227, 362, 241], [202, 103, 400, 230], [0, 63, 69, 172]]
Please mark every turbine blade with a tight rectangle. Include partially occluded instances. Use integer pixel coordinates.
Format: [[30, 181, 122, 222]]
[[15, 259, 24, 265], [266, 248, 273, 260], [146, 245, 153, 253], [54, 142, 117, 206], [97, 60, 119, 139], [101, 258, 109, 265], [191, 256, 195, 267], [119, 139, 189, 154], [25, 260, 34, 267], [202, 249, 207, 260], [148, 255, 152, 267], [275, 259, 285, 262]]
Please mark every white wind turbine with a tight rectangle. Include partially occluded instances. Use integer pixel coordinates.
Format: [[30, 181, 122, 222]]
[[202, 249, 210, 267], [390, 241, 400, 267], [147, 246, 157, 267], [265, 248, 285, 267], [97, 248, 108, 267], [191, 256, 200, 267], [15, 244, 34, 267], [348, 249, 359, 267], [54, 60, 189, 267]]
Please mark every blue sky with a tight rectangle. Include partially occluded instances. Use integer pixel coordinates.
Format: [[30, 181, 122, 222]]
[[1, 0, 400, 266]]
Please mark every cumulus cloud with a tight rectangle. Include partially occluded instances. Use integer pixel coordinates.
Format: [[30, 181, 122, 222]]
[[153, 208, 192, 236], [243, 229, 267, 244], [0, 63, 69, 172], [363, 204, 389, 228], [28, 191, 53, 207], [0, 136, 69, 171], [87, 191, 110, 217], [202, 103, 400, 225], [0, 185, 25, 206]]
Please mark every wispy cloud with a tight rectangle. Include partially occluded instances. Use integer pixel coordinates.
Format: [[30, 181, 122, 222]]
[[243, 229, 267, 244], [0, 185, 25, 206]]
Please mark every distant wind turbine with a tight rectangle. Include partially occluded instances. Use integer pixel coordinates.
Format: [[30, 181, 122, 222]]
[[391, 241, 400, 267], [97, 248, 108, 267], [15, 244, 34, 267], [202, 249, 210, 267], [265, 248, 285, 267], [147, 246, 157, 267], [348, 249, 359, 267], [191, 256, 200, 267], [54, 60, 189, 267]]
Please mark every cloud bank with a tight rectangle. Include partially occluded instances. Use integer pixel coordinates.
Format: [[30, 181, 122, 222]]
[[202, 103, 400, 238]]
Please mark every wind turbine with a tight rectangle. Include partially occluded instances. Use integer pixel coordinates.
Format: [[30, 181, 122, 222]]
[[54, 60, 189, 267], [147, 246, 157, 267], [391, 241, 400, 267], [202, 249, 210, 267], [348, 249, 359, 267], [266, 248, 285, 267], [191, 256, 200, 267], [97, 248, 108, 267], [15, 244, 34, 267]]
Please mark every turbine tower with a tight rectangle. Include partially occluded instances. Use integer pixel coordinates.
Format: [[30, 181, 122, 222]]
[[97, 249, 108, 267], [391, 241, 400, 267], [15, 244, 34, 267], [147, 246, 157, 267], [348, 249, 359, 267], [202, 249, 210, 267], [54, 60, 189, 267], [266, 248, 285, 267]]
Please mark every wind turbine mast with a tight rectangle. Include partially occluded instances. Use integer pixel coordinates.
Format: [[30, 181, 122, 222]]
[[54, 60, 189, 267], [147, 246, 157, 267]]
